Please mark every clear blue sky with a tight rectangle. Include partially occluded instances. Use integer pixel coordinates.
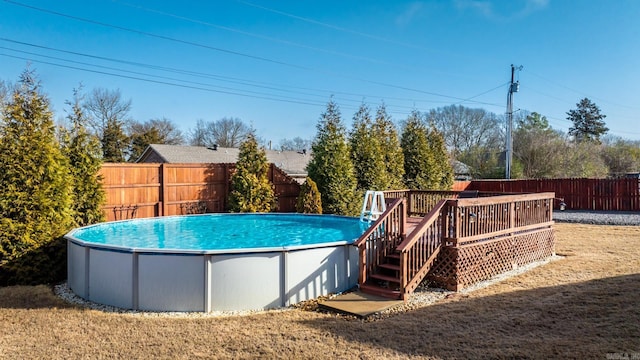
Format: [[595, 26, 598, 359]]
[[1, 0, 639, 144]]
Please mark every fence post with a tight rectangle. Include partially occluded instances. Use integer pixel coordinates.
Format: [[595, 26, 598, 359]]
[[160, 163, 168, 217]]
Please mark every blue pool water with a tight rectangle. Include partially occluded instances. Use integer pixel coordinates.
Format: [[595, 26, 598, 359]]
[[69, 213, 369, 251]]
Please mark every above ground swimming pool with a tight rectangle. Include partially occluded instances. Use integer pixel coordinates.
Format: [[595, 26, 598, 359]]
[[66, 213, 369, 312]]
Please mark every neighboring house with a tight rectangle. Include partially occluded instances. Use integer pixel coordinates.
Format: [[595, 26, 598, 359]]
[[137, 144, 311, 183], [452, 160, 472, 181]]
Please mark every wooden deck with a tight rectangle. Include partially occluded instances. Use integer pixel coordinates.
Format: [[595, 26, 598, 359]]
[[354, 191, 557, 300], [406, 216, 423, 233]]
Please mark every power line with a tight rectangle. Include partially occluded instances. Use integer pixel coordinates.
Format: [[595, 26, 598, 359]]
[[111, 0, 411, 70], [0, 46, 335, 104], [0, 53, 326, 107], [2, 0, 503, 107], [2, 0, 310, 70], [0, 38, 459, 111], [453, 81, 510, 106]]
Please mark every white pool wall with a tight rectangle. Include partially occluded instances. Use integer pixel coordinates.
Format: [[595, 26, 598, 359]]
[[67, 239, 359, 312]]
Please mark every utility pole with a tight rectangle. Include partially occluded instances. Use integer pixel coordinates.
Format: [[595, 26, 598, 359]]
[[505, 64, 522, 179]]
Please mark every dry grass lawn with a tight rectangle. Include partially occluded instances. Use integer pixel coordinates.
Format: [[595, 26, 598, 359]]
[[1, 223, 639, 359]]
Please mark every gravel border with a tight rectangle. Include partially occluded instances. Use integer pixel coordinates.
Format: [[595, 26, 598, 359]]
[[53, 283, 292, 318], [553, 210, 640, 226]]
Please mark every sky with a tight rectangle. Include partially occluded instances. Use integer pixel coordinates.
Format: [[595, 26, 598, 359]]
[[1, 0, 639, 145]]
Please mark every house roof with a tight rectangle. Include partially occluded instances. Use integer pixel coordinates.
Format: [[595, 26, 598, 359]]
[[452, 160, 471, 175], [138, 144, 310, 176]]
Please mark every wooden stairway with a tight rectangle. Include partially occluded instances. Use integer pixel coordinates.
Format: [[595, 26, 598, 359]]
[[359, 250, 403, 299], [355, 198, 447, 301]]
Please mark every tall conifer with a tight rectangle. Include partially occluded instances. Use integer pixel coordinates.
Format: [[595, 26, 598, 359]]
[[374, 103, 405, 189], [60, 88, 106, 226], [349, 103, 386, 192], [427, 126, 454, 190], [306, 100, 359, 215], [0, 70, 73, 282], [401, 110, 437, 189]]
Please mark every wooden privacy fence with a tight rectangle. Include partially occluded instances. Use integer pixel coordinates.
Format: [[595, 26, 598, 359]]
[[100, 163, 301, 221], [457, 178, 640, 211]]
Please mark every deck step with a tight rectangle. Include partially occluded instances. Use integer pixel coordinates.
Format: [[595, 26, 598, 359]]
[[370, 273, 401, 283], [386, 253, 401, 260], [359, 284, 402, 300], [378, 263, 401, 272]]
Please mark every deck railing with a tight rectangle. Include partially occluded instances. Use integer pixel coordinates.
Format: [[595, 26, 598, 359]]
[[396, 199, 447, 298], [354, 198, 406, 289], [446, 192, 555, 246], [384, 189, 517, 217]]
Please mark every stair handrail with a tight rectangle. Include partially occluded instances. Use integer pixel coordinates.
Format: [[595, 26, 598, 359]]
[[354, 197, 406, 289], [396, 199, 448, 297], [353, 197, 404, 247]]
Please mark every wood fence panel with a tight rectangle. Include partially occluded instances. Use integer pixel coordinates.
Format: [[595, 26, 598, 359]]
[[452, 181, 470, 191], [100, 163, 301, 221], [467, 178, 640, 211]]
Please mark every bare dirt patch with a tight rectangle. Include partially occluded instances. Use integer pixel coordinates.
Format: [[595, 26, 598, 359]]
[[1, 223, 639, 359]]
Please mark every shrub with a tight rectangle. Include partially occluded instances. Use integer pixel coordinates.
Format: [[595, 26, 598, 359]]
[[228, 134, 276, 212], [296, 177, 322, 214]]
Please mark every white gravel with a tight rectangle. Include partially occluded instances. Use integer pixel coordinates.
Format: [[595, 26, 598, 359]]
[[553, 210, 640, 226], [53, 283, 292, 318]]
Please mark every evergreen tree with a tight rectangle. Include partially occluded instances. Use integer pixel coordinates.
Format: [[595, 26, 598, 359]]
[[374, 103, 405, 189], [101, 118, 129, 162], [401, 110, 437, 189], [129, 126, 161, 162], [0, 70, 73, 282], [296, 177, 322, 214], [567, 98, 608, 143], [306, 100, 359, 215], [60, 88, 106, 226], [227, 134, 276, 212], [427, 126, 454, 189], [349, 103, 386, 191]]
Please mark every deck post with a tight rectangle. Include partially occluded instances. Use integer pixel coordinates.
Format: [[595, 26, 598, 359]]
[[358, 245, 366, 288]]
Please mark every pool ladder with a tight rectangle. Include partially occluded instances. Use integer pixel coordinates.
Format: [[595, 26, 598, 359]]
[[359, 190, 386, 222]]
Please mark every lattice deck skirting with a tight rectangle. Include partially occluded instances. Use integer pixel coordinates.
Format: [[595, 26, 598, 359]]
[[428, 227, 556, 291]]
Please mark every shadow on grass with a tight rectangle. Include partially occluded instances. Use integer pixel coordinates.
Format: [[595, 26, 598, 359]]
[[299, 274, 640, 359], [0, 236, 67, 287], [0, 284, 75, 310]]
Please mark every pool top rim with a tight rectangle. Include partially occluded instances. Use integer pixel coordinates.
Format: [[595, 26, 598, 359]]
[[65, 212, 368, 255]]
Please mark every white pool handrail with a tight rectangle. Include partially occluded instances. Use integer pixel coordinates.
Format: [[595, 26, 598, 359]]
[[359, 190, 386, 222]]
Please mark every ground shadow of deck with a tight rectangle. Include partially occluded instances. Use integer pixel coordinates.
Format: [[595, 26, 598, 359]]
[[299, 273, 640, 359]]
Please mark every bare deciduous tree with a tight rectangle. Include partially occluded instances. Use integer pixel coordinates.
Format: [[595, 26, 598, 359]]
[[188, 117, 252, 148], [427, 105, 503, 157], [279, 137, 311, 151], [83, 88, 132, 162], [0, 80, 11, 114], [83, 88, 132, 137]]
